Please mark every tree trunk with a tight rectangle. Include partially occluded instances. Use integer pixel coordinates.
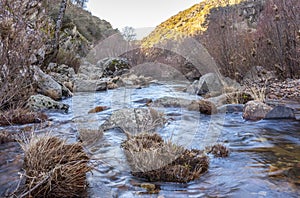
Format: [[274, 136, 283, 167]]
[[53, 0, 67, 59], [43, 0, 67, 68]]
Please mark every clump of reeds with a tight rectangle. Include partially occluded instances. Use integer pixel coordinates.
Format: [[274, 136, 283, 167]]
[[0, 131, 15, 144], [19, 135, 91, 197], [206, 143, 230, 158], [122, 133, 209, 183]]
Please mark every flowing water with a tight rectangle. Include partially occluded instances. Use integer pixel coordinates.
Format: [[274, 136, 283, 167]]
[[0, 82, 300, 197]]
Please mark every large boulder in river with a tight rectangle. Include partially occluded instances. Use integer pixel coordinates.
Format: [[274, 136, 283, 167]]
[[99, 108, 166, 135], [99, 57, 131, 77], [243, 100, 272, 121], [34, 66, 62, 100], [265, 106, 295, 119], [187, 73, 241, 97], [27, 94, 69, 113], [152, 96, 192, 108], [78, 60, 103, 80], [151, 96, 216, 115], [47, 63, 76, 92], [207, 92, 253, 107], [117, 73, 153, 87], [74, 79, 107, 92]]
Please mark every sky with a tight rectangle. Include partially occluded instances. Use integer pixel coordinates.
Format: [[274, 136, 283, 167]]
[[86, 0, 201, 30]]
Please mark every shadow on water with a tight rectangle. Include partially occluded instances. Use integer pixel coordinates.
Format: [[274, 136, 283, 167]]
[[1, 82, 300, 197]]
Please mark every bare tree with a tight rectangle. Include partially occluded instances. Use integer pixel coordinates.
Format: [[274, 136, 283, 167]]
[[71, 0, 88, 8], [122, 26, 137, 42], [54, 0, 68, 59], [43, 0, 67, 68]]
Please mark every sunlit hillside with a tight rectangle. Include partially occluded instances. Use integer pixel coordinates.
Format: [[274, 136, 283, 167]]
[[142, 0, 245, 47]]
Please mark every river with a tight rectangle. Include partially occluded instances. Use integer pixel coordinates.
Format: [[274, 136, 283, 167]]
[[1, 82, 299, 197]]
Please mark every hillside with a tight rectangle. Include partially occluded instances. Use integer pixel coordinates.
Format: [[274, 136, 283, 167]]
[[137, 0, 299, 80], [142, 0, 247, 47]]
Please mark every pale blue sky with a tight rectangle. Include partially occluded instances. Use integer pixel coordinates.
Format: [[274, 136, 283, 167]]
[[87, 0, 201, 30]]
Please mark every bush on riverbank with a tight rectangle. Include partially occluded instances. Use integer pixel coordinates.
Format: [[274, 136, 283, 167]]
[[201, 0, 300, 80], [0, 0, 47, 111], [122, 133, 209, 182], [19, 135, 91, 197]]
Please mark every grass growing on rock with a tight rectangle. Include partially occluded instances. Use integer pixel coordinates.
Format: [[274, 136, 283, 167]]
[[19, 135, 91, 197], [122, 133, 209, 183]]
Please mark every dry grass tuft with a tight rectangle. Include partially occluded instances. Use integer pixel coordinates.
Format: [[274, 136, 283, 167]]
[[122, 133, 209, 183], [0, 108, 48, 126], [226, 92, 253, 104], [206, 144, 230, 158], [0, 131, 15, 144], [19, 135, 91, 197], [247, 86, 267, 102]]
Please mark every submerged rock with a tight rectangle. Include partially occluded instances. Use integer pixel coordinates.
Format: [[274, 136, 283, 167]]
[[88, 106, 109, 114], [27, 94, 69, 113], [99, 108, 165, 135], [265, 106, 295, 119]]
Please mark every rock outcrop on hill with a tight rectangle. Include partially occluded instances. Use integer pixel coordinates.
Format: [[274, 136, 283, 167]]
[[47, 0, 119, 56]]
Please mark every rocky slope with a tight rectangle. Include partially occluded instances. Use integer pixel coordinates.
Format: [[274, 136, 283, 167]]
[[47, 0, 119, 56]]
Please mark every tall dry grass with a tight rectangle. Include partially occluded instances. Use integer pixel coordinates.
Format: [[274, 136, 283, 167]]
[[18, 134, 91, 197]]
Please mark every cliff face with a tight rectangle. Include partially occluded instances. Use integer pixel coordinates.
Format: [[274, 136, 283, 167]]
[[142, 0, 264, 48]]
